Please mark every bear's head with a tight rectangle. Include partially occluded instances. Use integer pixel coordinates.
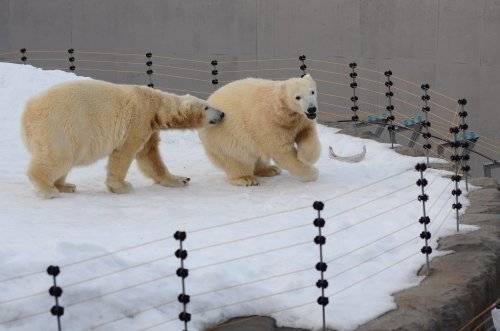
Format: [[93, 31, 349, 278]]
[[157, 93, 225, 129], [280, 74, 318, 120]]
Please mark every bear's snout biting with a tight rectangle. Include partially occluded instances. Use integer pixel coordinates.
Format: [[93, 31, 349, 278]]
[[208, 107, 225, 125]]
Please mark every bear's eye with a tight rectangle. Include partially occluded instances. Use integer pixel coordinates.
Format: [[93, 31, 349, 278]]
[[311, 91, 315, 95], [295, 96, 301, 100], [204, 106, 209, 110]]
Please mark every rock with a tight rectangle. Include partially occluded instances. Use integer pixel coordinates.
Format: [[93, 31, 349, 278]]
[[207, 316, 310, 331]]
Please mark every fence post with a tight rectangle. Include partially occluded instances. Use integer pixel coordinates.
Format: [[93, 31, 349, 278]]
[[68, 49, 75, 72], [174, 231, 190, 331], [416, 163, 432, 276], [349, 63, 359, 134], [146, 52, 154, 88], [450, 126, 462, 231], [299, 54, 307, 78], [20, 48, 27, 64], [458, 99, 470, 191], [313, 201, 328, 331], [420, 84, 432, 166], [47, 265, 64, 331], [211, 59, 218, 91], [384, 70, 395, 148]]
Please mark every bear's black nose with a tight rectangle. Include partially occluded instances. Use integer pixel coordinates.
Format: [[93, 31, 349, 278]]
[[307, 107, 317, 114], [220, 112, 225, 119]]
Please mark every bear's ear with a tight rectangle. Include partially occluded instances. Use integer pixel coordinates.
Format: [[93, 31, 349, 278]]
[[302, 73, 313, 81]]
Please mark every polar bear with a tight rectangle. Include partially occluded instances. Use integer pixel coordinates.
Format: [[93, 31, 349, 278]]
[[21, 80, 225, 198], [198, 74, 321, 186]]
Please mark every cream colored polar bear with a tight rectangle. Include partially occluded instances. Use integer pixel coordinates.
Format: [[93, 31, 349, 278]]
[[199, 74, 321, 186], [21, 80, 225, 198]]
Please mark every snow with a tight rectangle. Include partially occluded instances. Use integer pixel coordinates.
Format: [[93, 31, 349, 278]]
[[0, 63, 475, 331]]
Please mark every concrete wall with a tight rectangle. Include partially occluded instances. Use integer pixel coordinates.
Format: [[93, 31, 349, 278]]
[[1, 0, 499, 179]]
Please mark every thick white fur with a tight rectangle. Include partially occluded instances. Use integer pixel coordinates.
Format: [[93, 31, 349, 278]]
[[199, 74, 321, 186], [21, 80, 224, 198]]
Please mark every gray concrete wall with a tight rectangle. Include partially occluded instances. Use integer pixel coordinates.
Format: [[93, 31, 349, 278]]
[[1, 0, 499, 179]]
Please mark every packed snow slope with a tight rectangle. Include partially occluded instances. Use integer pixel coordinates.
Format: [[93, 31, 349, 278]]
[[0, 63, 473, 331]]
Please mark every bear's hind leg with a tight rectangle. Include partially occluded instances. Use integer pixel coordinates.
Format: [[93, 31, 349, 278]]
[[27, 159, 62, 199], [55, 175, 76, 193], [254, 158, 281, 177], [225, 158, 260, 186], [136, 132, 190, 188]]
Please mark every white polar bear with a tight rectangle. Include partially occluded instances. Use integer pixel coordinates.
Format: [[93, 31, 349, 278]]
[[199, 74, 321, 186], [21, 79, 225, 198]]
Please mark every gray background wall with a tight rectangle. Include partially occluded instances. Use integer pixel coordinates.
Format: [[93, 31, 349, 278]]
[[1, 0, 499, 180]]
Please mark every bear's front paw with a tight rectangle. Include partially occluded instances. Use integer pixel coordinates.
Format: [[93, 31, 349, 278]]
[[37, 187, 60, 199], [107, 180, 133, 194], [297, 147, 321, 165], [157, 175, 190, 188], [297, 166, 319, 182], [230, 176, 260, 186]]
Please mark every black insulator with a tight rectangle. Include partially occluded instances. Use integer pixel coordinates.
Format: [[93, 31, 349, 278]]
[[418, 194, 429, 202], [452, 203, 463, 210], [50, 306, 64, 317], [459, 123, 468, 130], [385, 81, 393, 87], [419, 216, 431, 225], [67, 48, 74, 54], [350, 82, 358, 88], [462, 165, 471, 172], [147, 83, 155, 88], [69, 56, 75, 62], [211, 59, 218, 66], [384, 70, 392, 76], [212, 79, 219, 85], [314, 235, 326, 245], [420, 231, 431, 240], [176, 268, 189, 278], [459, 111, 468, 118], [313, 217, 326, 227], [452, 189, 462, 196], [179, 312, 192, 322], [211, 69, 218, 75], [351, 106, 359, 111], [462, 154, 470, 161], [462, 142, 470, 149], [424, 121, 431, 127], [386, 105, 394, 111], [174, 231, 187, 241], [316, 279, 329, 289], [388, 125, 396, 131], [299, 55, 306, 61], [20, 48, 26, 53], [421, 95, 431, 101], [178, 294, 190, 304], [423, 132, 432, 139], [313, 201, 324, 211], [449, 127, 460, 134], [349, 72, 357, 78], [47, 265, 60, 277], [146, 60, 152, 66], [422, 106, 430, 112], [451, 155, 461, 162], [175, 249, 188, 260], [146, 52, 152, 58], [451, 175, 462, 182], [452, 141, 462, 148], [300, 74, 306, 78], [351, 115, 359, 121], [69, 65, 76, 71], [423, 143, 432, 150], [317, 296, 329, 306], [387, 115, 395, 121], [315, 262, 328, 272], [458, 98, 467, 105], [415, 163, 427, 172], [49, 286, 63, 297], [416, 178, 428, 187], [21, 56, 27, 61], [349, 62, 357, 68], [146, 69, 153, 75], [421, 84, 430, 90], [421, 246, 432, 255], [300, 64, 307, 71], [350, 96, 359, 102], [385, 91, 394, 97]]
